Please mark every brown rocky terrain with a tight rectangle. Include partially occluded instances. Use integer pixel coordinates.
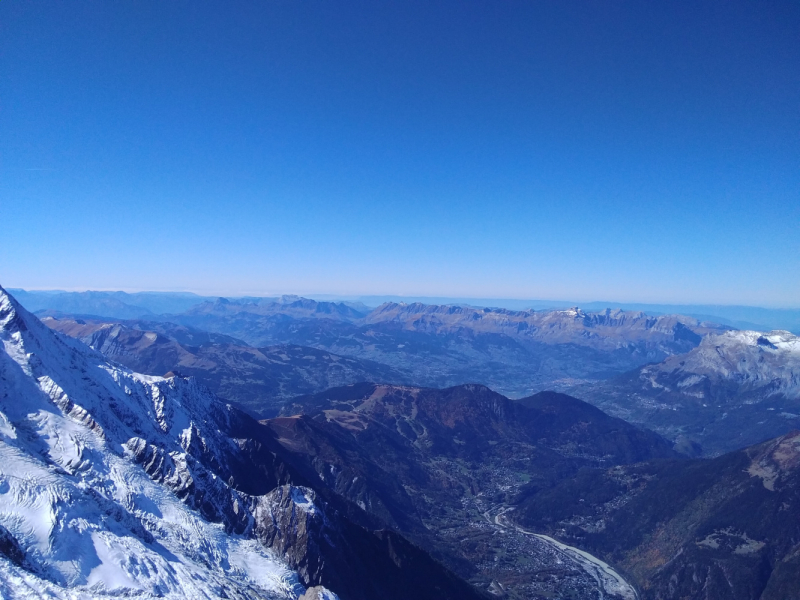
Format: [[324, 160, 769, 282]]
[[574, 329, 800, 455]]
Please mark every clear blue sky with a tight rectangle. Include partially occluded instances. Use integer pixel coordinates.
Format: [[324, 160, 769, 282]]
[[2, 1, 798, 306]]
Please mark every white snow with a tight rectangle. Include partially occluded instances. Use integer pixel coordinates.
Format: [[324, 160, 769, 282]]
[[290, 487, 318, 515], [86, 532, 142, 590]]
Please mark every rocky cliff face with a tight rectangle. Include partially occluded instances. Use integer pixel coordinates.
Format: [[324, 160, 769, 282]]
[[0, 285, 313, 599]]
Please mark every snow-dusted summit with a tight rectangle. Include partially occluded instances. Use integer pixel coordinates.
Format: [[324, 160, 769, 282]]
[[0, 285, 338, 599]]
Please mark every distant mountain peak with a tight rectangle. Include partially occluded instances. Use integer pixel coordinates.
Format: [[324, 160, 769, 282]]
[[0, 284, 21, 329], [556, 306, 586, 318], [716, 329, 799, 352]]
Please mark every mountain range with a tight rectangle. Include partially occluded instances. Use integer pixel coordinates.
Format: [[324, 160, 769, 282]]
[[8, 289, 207, 319], [28, 294, 800, 456], [102, 298, 731, 399], [40, 316, 405, 417], [4, 284, 800, 599], [32, 297, 728, 410], [13, 290, 800, 333]]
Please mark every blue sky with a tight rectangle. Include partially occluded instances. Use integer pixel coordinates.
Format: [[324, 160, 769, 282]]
[[2, 1, 798, 306]]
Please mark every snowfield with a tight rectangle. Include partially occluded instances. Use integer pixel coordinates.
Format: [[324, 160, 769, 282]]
[[0, 287, 336, 599]]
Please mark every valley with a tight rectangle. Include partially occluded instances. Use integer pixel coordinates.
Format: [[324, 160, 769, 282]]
[[492, 508, 638, 600], [513, 431, 800, 600], [263, 383, 676, 598], [3, 286, 800, 600]]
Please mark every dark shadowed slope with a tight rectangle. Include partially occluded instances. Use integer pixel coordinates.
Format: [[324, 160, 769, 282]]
[[267, 383, 677, 598]]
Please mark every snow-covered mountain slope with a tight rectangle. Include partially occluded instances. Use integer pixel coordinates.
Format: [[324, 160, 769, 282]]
[[0, 286, 336, 599], [576, 330, 800, 455]]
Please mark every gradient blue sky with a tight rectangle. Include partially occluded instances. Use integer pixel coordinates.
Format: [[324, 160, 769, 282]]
[[2, 1, 798, 306]]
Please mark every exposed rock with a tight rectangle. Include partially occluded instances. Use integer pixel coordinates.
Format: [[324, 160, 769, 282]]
[[0, 285, 485, 600]]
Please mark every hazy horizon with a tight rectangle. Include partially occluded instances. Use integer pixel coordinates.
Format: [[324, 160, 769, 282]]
[[7, 286, 800, 312]]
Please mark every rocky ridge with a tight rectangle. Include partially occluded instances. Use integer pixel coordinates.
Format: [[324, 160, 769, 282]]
[[84, 299, 731, 403], [42, 316, 405, 417], [365, 302, 725, 353]]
